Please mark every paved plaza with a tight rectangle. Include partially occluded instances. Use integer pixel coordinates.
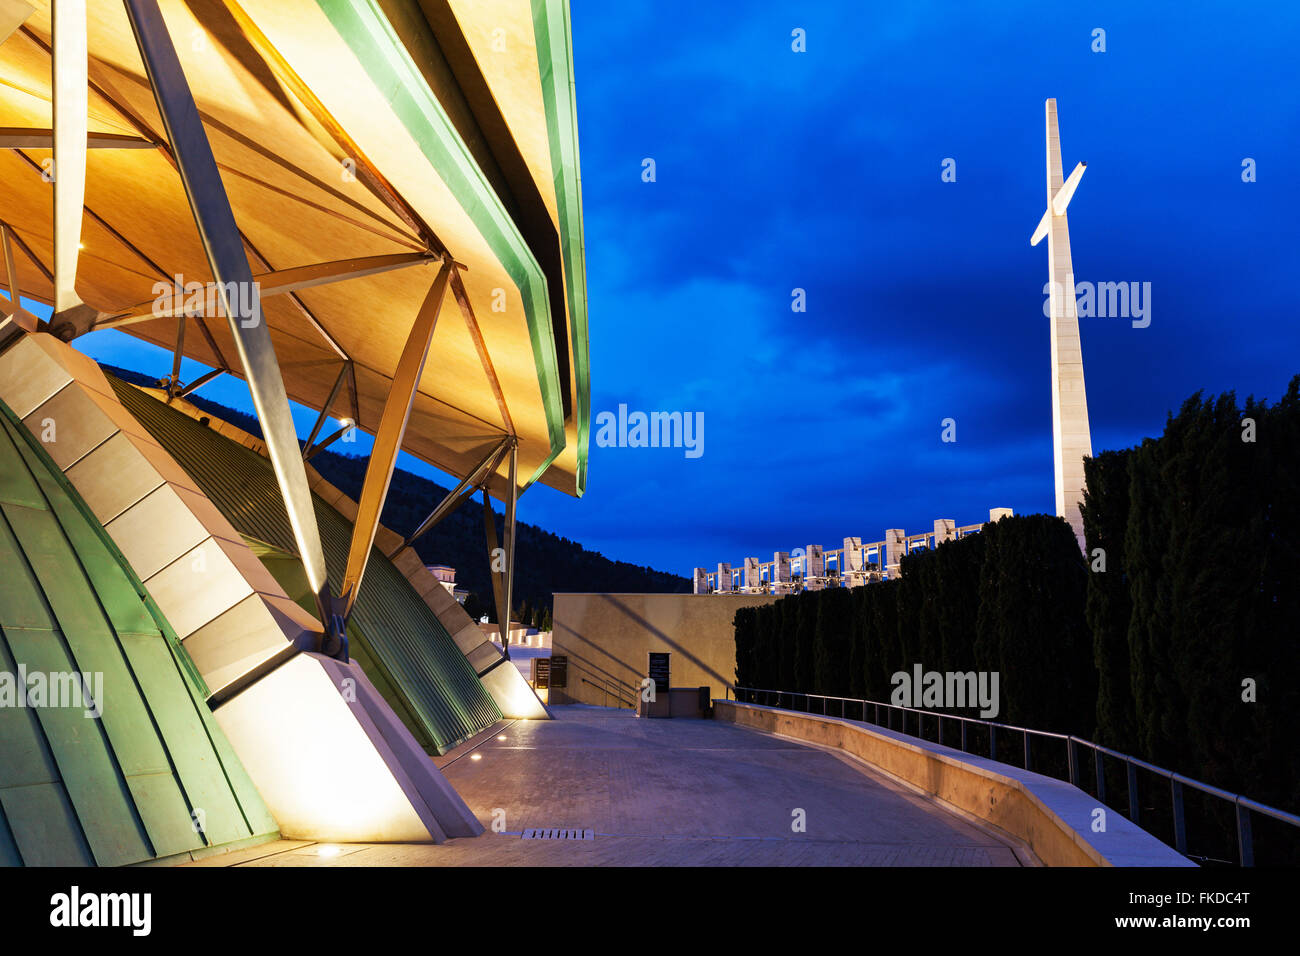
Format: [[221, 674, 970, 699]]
[[191, 706, 1028, 867]]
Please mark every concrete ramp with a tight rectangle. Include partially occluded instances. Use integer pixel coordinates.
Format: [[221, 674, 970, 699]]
[[714, 700, 1194, 867]]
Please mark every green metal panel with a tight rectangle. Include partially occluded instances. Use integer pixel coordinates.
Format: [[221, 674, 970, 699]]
[[110, 378, 502, 753], [0, 399, 279, 866], [0, 784, 95, 866], [532, 0, 591, 496], [0, 801, 22, 866], [1, 620, 155, 866]]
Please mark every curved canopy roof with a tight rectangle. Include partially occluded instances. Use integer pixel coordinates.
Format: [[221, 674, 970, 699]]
[[0, 0, 589, 498]]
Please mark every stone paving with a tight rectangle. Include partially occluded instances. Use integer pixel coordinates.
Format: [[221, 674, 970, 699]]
[[190, 705, 1027, 867]]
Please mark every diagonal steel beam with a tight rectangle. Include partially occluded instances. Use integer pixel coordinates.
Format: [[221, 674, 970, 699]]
[[192, 314, 229, 370], [2, 223, 52, 286], [0, 223, 40, 333], [480, 440, 519, 658], [91, 251, 441, 330], [390, 437, 509, 557], [176, 365, 224, 398], [166, 313, 185, 401], [499, 440, 518, 659], [222, 0, 444, 254], [0, 127, 156, 148], [302, 421, 352, 460], [255, 252, 444, 298], [301, 359, 349, 459], [482, 485, 506, 634], [449, 265, 514, 436], [122, 0, 344, 655], [340, 260, 452, 617]]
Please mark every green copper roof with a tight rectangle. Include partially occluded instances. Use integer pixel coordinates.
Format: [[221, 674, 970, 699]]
[[109, 378, 501, 754], [0, 399, 278, 867]]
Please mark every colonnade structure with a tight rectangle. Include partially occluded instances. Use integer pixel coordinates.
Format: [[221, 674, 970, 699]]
[[695, 508, 1013, 594], [0, 0, 587, 858]]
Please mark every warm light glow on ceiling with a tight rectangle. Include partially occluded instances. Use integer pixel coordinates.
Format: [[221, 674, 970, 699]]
[[317, 845, 342, 857], [470, 754, 482, 761]]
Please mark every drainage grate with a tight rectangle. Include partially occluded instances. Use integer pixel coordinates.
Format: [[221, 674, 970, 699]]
[[521, 828, 594, 840]]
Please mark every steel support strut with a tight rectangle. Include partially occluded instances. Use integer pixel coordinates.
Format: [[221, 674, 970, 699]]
[[392, 437, 510, 557], [340, 261, 452, 618], [122, 0, 345, 655], [482, 440, 519, 659], [301, 360, 350, 460]]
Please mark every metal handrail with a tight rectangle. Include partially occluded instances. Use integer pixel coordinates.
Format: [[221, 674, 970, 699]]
[[582, 675, 635, 708], [727, 685, 1300, 866]]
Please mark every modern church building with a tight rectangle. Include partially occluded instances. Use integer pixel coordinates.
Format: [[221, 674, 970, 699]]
[[0, 0, 587, 864]]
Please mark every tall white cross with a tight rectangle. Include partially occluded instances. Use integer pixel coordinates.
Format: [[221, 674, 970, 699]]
[[1031, 98, 1092, 552]]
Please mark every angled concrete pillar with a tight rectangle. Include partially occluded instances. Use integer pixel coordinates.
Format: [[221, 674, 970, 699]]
[[693, 567, 709, 594], [716, 562, 733, 592], [742, 556, 762, 592], [990, 507, 1014, 522]]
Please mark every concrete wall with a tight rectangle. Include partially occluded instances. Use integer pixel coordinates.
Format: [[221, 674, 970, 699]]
[[714, 701, 1193, 867], [550, 593, 779, 707]]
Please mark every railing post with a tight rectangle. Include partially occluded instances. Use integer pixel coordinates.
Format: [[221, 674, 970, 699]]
[[1067, 738, 1078, 787], [1094, 747, 1106, 803], [989, 724, 997, 760], [1171, 779, 1188, 855], [960, 719, 967, 753], [1127, 760, 1140, 824], [1023, 731, 1031, 770], [1236, 802, 1254, 867]]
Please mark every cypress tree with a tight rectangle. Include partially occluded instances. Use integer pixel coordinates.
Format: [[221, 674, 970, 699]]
[[935, 531, 984, 677], [776, 595, 797, 691], [976, 514, 1091, 734], [793, 591, 817, 694], [813, 586, 854, 696], [847, 585, 868, 699], [733, 606, 755, 688], [893, 560, 924, 676], [1082, 448, 1137, 749], [872, 579, 903, 697], [752, 602, 773, 690]]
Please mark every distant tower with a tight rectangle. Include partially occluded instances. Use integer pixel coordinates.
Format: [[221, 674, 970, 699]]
[[1030, 98, 1093, 551]]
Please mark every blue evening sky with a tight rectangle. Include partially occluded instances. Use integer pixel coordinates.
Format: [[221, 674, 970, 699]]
[[68, 0, 1300, 575]]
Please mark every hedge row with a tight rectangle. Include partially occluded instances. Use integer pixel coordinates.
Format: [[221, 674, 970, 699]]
[[735, 377, 1300, 814], [734, 513, 1093, 737]]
